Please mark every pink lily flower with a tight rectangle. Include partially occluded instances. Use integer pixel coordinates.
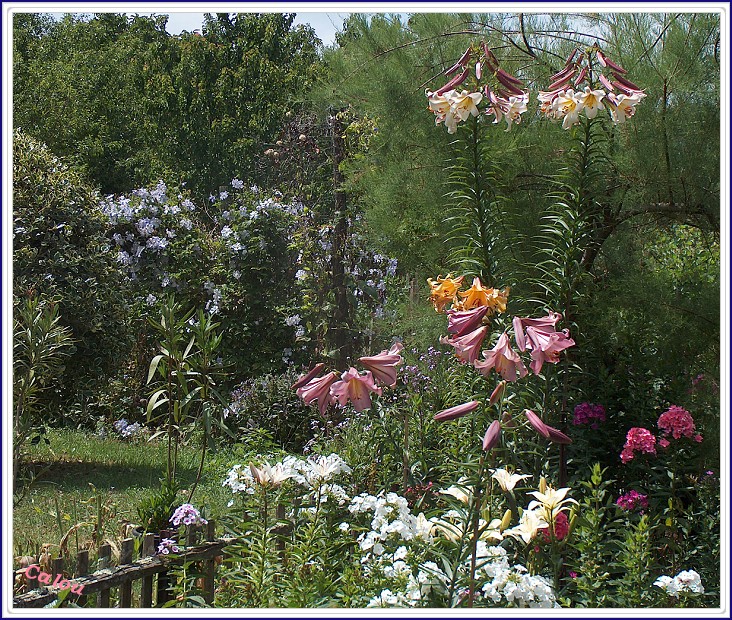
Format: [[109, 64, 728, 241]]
[[330, 367, 383, 412], [512, 312, 562, 352], [524, 409, 550, 438], [446, 305, 489, 337], [474, 333, 528, 382], [440, 325, 489, 364], [291, 362, 326, 390], [434, 400, 480, 422], [296, 371, 339, 416], [528, 329, 575, 375], [483, 420, 502, 451], [358, 342, 404, 387]]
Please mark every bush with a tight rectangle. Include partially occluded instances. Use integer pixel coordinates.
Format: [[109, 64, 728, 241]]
[[13, 130, 133, 418]]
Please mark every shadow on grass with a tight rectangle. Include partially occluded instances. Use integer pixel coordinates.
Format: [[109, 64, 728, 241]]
[[18, 460, 199, 491]]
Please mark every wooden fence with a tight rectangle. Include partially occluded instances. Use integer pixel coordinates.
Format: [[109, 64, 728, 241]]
[[13, 520, 230, 609]]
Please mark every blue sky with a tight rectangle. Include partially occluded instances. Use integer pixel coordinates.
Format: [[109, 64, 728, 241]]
[[161, 12, 353, 44]]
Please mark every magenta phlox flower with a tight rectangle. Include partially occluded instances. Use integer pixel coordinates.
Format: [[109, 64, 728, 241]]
[[657, 405, 696, 440], [330, 367, 382, 412], [446, 305, 489, 337], [572, 402, 606, 428], [358, 342, 404, 387], [297, 371, 339, 415], [616, 490, 649, 512], [474, 332, 527, 381], [620, 427, 657, 463], [440, 325, 489, 364]]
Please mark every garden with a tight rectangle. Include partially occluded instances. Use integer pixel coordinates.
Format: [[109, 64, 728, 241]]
[[9, 10, 723, 611]]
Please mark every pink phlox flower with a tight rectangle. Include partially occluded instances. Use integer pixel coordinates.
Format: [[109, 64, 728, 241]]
[[330, 367, 382, 412], [657, 405, 696, 440], [659, 438, 670, 448], [539, 510, 569, 542], [358, 342, 404, 387], [297, 371, 339, 416], [620, 427, 656, 463], [474, 332, 527, 382], [440, 325, 489, 364]]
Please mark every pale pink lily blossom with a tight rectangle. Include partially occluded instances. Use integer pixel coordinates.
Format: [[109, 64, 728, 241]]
[[473, 332, 528, 382], [446, 305, 489, 337], [291, 362, 326, 390], [296, 371, 339, 416], [440, 325, 489, 364], [358, 342, 404, 388], [330, 367, 382, 412], [526, 328, 575, 375]]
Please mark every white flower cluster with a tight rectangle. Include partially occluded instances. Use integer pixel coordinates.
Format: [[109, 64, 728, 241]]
[[223, 453, 352, 497], [365, 539, 558, 608], [349, 492, 432, 557], [478, 551, 558, 608], [654, 569, 704, 597]]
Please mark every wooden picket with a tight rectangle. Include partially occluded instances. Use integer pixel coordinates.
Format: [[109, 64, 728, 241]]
[[12, 521, 229, 609]]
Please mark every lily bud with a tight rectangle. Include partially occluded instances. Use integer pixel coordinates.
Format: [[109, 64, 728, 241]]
[[475, 61, 482, 80], [539, 476, 547, 495], [291, 362, 326, 390], [434, 400, 480, 422], [482, 420, 502, 451], [501, 410, 516, 429], [489, 381, 507, 406], [546, 425, 573, 445], [500, 508, 512, 531], [524, 409, 550, 438]]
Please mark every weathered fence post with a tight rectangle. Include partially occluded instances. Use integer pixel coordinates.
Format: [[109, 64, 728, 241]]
[[97, 543, 112, 607], [119, 538, 134, 607], [140, 534, 155, 607], [203, 521, 216, 605], [75, 550, 89, 606]]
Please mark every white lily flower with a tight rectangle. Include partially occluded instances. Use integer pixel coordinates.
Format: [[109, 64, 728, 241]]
[[491, 468, 532, 492], [505, 508, 549, 544], [577, 86, 606, 119], [249, 462, 293, 488], [608, 92, 645, 124], [427, 90, 454, 126], [439, 479, 472, 503], [556, 89, 583, 129], [502, 94, 529, 131], [448, 90, 483, 122], [528, 485, 578, 522]]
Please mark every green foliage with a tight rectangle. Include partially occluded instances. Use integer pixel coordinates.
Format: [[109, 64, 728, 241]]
[[136, 477, 181, 533], [13, 12, 322, 199], [13, 130, 132, 415], [13, 295, 74, 490]]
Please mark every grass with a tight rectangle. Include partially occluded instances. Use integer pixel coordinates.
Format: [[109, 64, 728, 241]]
[[13, 428, 241, 560]]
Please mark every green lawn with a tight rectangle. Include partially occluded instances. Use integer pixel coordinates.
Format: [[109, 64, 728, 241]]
[[13, 429, 241, 559]]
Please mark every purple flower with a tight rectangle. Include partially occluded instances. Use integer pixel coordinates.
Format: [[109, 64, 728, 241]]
[[170, 504, 207, 527], [157, 538, 180, 555]]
